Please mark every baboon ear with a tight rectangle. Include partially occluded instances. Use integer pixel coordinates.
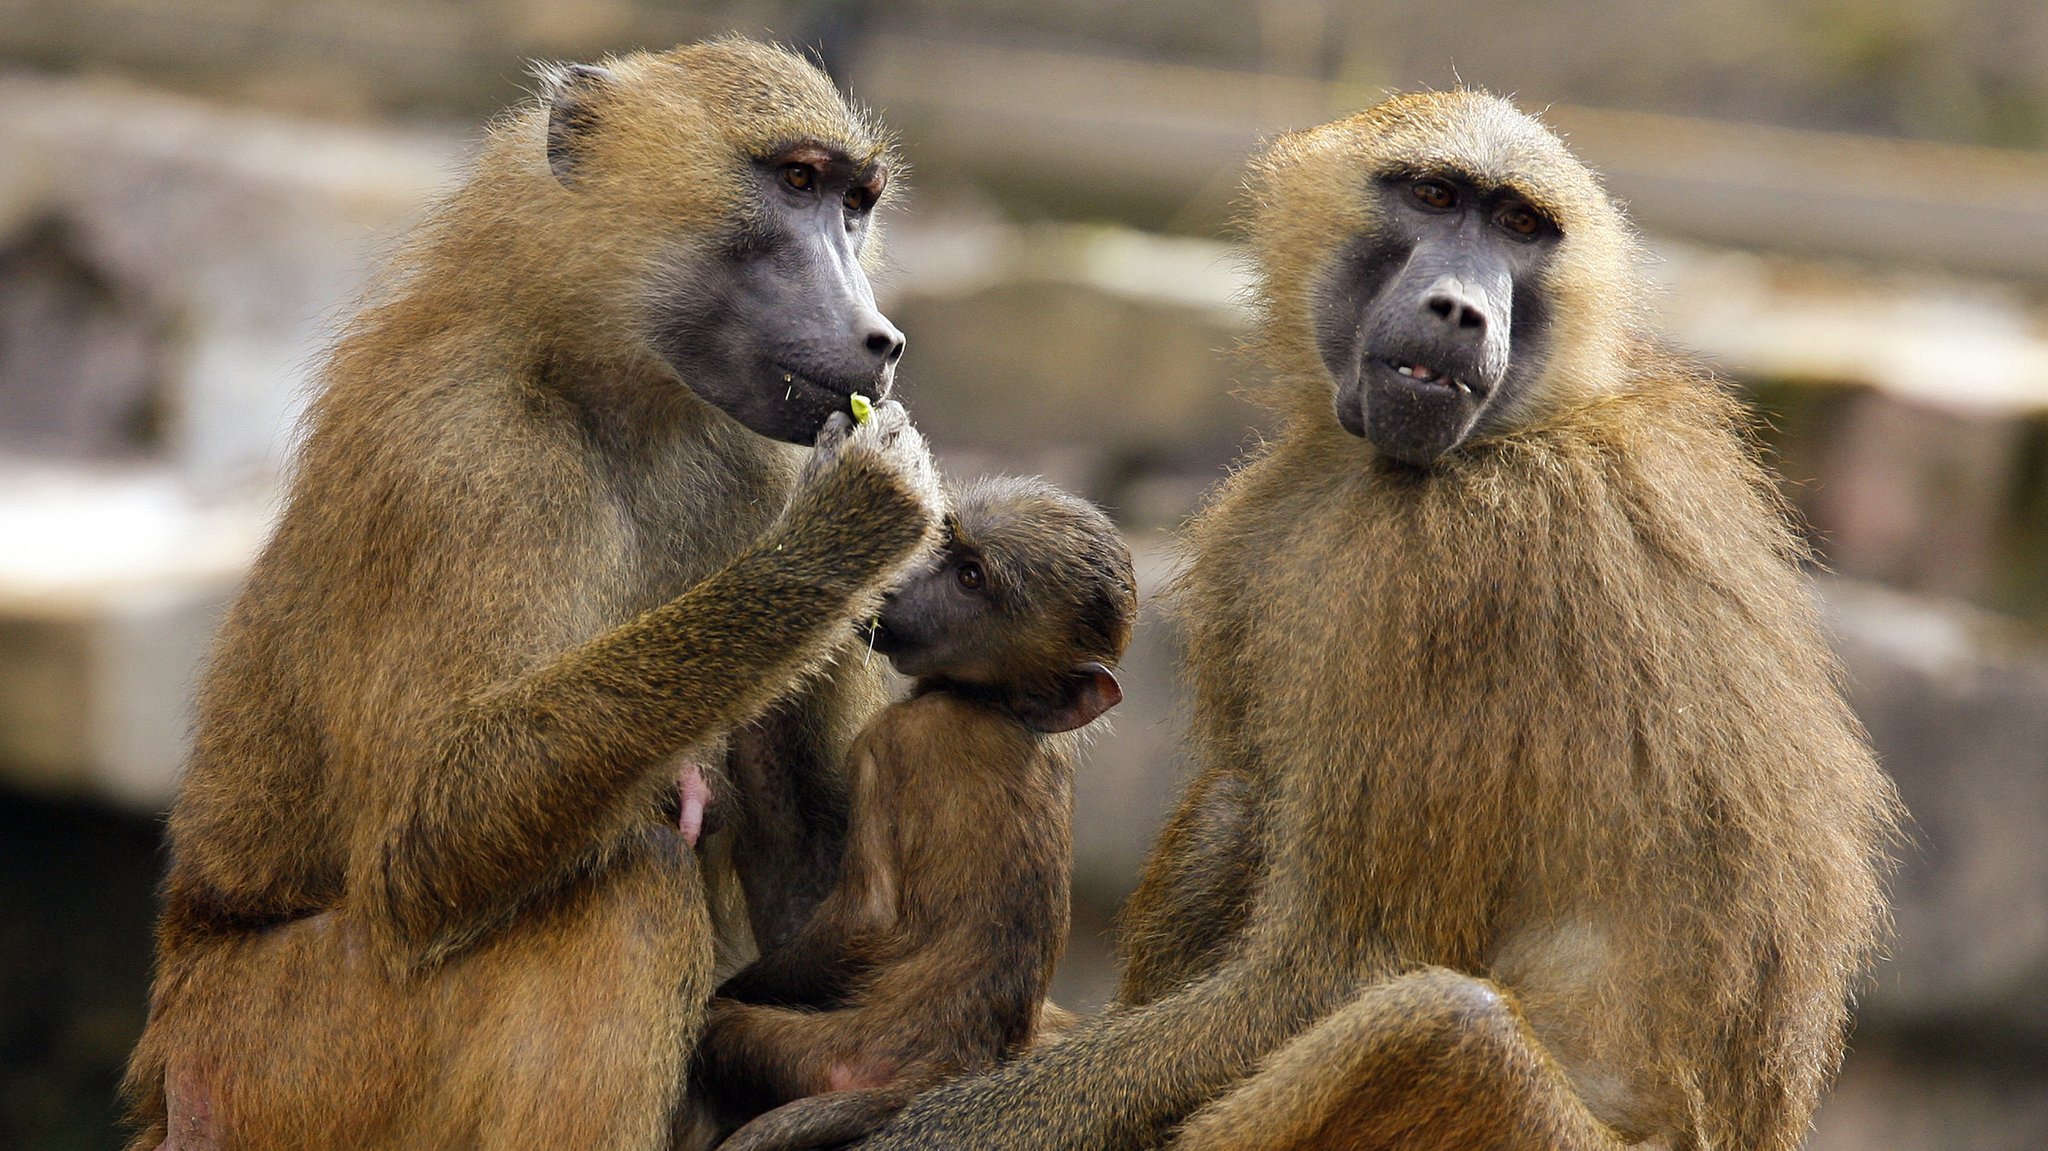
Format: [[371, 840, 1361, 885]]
[[1023, 663, 1124, 735], [542, 62, 616, 187]]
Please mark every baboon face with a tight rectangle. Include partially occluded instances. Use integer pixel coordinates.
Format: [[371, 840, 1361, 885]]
[[869, 530, 1012, 686], [1314, 172, 1561, 466], [649, 143, 904, 444], [543, 50, 904, 445], [868, 477, 1136, 731]]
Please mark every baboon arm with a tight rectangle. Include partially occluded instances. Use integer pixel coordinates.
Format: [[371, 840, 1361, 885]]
[[721, 1087, 915, 1151], [724, 736, 897, 1006], [697, 999, 848, 1107], [362, 450, 934, 960], [1116, 763, 1261, 1006], [1168, 969, 1634, 1151], [718, 901, 876, 1007], [854, 946, 1348, 1151]]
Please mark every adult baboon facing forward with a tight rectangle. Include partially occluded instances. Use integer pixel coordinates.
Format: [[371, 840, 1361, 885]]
[[861, 91, 1899, 1151], [125, 40, 942, 1151]]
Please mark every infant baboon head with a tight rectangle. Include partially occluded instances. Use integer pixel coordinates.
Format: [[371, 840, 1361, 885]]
[[871, 476, 1136, 733]]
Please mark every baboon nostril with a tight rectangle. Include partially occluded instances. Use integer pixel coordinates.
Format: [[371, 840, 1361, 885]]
[[1427, 294, 1486, 332], [865, 327, 905, 363]]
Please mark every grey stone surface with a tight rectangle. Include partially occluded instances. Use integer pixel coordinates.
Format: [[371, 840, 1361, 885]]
[[1813, 1043, 2048, 1151], [10, 0, 2048, 170], [1825, 579, 2048, 1037], [892, 277, 1256, 500], [1813, 393, 2035, 601], [0, 464, 260, 809], [0, 577, 232, 810], [1067, 539, 1192, 912], [0, 74, 451, 808], [852, 35, 2048, 280], [0, 70, 457, 487], [0, 216, 171, 457]]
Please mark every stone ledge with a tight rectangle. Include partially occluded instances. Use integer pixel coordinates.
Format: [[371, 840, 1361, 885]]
[[0, 463, 261, 809], [1824, 579, 2048, 1037]]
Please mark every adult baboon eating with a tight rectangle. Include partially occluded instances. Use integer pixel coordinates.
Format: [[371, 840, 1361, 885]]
[[860, 90, 1899, 1151], [124, 39, 941, 1151]]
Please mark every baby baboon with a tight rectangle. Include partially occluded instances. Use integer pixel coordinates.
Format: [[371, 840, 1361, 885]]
[[695, 476, 1138, 1151], [124, 40, 944, 1151], [860, 91, 1900, 1151]]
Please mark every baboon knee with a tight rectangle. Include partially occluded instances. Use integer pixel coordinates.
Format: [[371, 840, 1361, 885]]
[[1376, 968, 1522, 1061]]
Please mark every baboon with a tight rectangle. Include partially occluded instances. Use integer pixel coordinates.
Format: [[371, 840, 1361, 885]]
[[122, 40, 946, 1151], [857, 90, 1900, 1151], [697, 476, 1138, 1151]]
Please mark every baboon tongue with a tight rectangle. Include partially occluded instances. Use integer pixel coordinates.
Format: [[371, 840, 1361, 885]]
[[677, 760, 712, 847]]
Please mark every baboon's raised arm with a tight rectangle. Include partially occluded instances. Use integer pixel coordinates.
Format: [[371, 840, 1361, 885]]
[[354, 409, 939, 959]]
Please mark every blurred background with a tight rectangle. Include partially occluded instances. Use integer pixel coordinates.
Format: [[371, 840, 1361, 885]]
[[2, 2, 2045, 1148]]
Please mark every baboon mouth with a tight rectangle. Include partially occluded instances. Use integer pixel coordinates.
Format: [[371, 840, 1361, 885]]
[[1384, 359, 1480, 396], [773, 366, 849, 402], [772, 364, 896, 417]]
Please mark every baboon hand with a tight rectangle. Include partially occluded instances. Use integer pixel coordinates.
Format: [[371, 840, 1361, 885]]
[[801, 410, 859, 485], [852, 400, 941, 514], [802, 400, 944, 537]]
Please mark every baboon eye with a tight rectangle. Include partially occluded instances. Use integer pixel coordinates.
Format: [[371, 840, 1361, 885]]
[[780, 164, 816, 192], [1495, 203, 1542, 237], [956, 561, 985, 592], [843, 186, 874, 213], [1412, 179, 1456, 209]]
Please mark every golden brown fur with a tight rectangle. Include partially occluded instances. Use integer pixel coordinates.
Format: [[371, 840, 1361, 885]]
[[700, 696, 1077, 1148], [125, 39, 938, 1151], [698, 477, 1137, 1151], [861, 90, 1898, 1151]]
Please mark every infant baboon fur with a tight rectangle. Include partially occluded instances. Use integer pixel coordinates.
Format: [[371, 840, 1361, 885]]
[[696, 476, 1138, 1151], [861, 91, 1899, 1151], [123, 39, 946, 1151]]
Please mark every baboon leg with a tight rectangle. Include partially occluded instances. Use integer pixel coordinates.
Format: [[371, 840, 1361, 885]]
[[131, 837, 711, 1151], [1169, 969, 1630, 1151], [455, 835, 716, 1150]]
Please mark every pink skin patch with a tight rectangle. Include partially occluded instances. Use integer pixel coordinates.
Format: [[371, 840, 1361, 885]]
[[161, 1064, 221, 1151], [827, 1056, 897, 1092], [678, 760, 712, 847]]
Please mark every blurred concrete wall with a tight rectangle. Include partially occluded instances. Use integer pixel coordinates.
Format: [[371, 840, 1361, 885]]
[[3, 0, 2046, 151]]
